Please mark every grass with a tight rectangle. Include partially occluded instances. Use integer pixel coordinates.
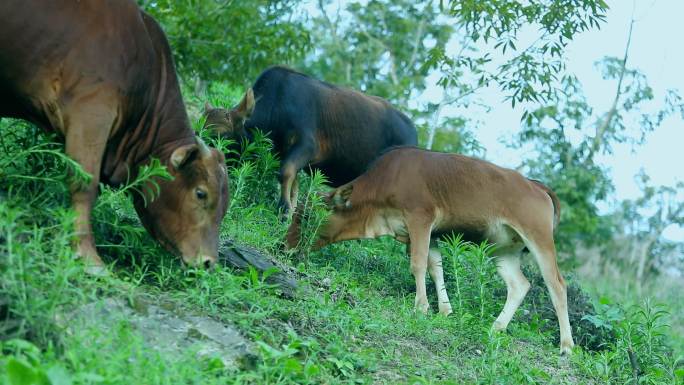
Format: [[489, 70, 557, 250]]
[[1, 85, 682, 384]]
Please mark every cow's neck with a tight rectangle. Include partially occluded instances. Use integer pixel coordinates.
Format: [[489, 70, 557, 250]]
[[145, 35, 195, 164], [102, 29, 195, 186]]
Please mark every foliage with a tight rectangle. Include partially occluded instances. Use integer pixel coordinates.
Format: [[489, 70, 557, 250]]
[[608, 174, 684, 285], [429, 0, 608, 107], [305, 0, 452, 104], [138, 0, 311, 85]]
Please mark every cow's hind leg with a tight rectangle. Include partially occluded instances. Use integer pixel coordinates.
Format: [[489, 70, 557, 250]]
[[492, 254, 530, 331], [428, 247, 452, 315], [63, 99, 116, 275], [278, 139, 315, 215]]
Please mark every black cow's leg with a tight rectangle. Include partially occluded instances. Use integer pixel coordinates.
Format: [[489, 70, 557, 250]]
[[278, 140, 315, 215], [290, 176, 300, 210]]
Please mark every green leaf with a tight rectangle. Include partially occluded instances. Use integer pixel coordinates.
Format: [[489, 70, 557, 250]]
[[675, 368, 684, 379], [283, 358, 303, 375], [45, 365, 72, 385], [6, 358, 37, 385], [73, 373, 105, 383]]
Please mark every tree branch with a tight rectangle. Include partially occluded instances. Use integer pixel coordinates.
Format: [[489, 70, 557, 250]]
[[407, 15, 427, 70], [585, 5, 635, 163]]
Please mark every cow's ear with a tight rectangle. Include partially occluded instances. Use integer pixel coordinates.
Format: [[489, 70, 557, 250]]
[[331, 184, 353, 210], [235, 88, 255, 119], [204, 101, 214, 114], [170, 143, 199, 170]]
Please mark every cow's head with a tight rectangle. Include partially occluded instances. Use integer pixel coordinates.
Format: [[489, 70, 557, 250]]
[[134, 138, 230, 268], [286, 185, 356, 250], [203, 88, 255, 140]]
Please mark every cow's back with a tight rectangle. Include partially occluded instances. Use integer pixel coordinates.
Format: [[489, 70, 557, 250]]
[[0, 0, 155, 132], [349, 147, 544, 227], [246, 67, 417, 186]]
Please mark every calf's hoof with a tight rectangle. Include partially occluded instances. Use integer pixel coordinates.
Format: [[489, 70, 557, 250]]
[[491, 320, 508, 332], [414, 300, 430, 315], [438, 303, 453, 316], [560, 340, 575, 356], [277, 200, 292, 218], [84, 264, 110, 277]]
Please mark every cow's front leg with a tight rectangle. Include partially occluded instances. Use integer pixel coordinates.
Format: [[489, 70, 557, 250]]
[[64, 103, 114, 275], [278, 139, 315, 215], [290, 176, 300, 210]]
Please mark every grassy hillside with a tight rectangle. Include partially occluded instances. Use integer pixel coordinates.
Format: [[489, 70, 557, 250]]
[[0, 86, 682, 385]]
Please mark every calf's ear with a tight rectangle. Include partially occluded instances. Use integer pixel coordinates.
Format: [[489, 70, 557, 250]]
[[204, 101, 214, 114], [235, 88, 255, 119], [170, 144, 200, 170], [330, 185, 353, 210]]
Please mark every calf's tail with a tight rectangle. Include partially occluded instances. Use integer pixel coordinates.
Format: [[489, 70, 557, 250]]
[[529, 179, 561, 231]]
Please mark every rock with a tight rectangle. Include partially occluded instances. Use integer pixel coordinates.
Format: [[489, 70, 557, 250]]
[[219, 239, 304, 299], [64, 295, 253, 369]]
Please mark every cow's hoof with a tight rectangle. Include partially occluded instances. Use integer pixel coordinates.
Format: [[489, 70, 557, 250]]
[[84, 264, 110, 277]]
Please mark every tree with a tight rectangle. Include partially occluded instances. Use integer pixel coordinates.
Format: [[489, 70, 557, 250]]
[[428, 0, 609, 107], [304, 0, 453, 105], [139, 0, 311, 85], [611, 174, 684, 290]]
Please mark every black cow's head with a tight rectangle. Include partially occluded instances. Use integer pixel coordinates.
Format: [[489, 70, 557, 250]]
[[203, 88, 255, 141]]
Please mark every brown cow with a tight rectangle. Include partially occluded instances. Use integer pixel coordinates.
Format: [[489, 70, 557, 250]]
[[0, 0, 229, 273], [287, 147, 574, 354]]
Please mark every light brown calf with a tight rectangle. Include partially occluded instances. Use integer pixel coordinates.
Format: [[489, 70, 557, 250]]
[[287, 147, 574, 354]]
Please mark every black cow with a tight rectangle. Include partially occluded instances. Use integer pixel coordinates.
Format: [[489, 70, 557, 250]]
[[203, 66, 417, 213]]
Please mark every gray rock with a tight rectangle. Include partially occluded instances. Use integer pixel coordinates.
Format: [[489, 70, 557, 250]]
[[64, 295, 252, 369]]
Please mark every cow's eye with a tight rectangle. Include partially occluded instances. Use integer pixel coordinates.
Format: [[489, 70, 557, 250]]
[[195, 188, 208, 200]]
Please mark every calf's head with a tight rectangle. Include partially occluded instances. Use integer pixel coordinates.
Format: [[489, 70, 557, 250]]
[[134, 139, 230, 268], [286, 185, 357, 250], [203, 88, 255, 140]]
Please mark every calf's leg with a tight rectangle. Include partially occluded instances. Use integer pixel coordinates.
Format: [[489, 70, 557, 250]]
[[406, 215, 434, 314], [428, 248, 452, 315], [524, 234, 574, 355], [492, 254, 530, 331]]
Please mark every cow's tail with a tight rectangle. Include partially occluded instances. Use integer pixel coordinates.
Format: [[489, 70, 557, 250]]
[[529, 179, 561, 231]]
